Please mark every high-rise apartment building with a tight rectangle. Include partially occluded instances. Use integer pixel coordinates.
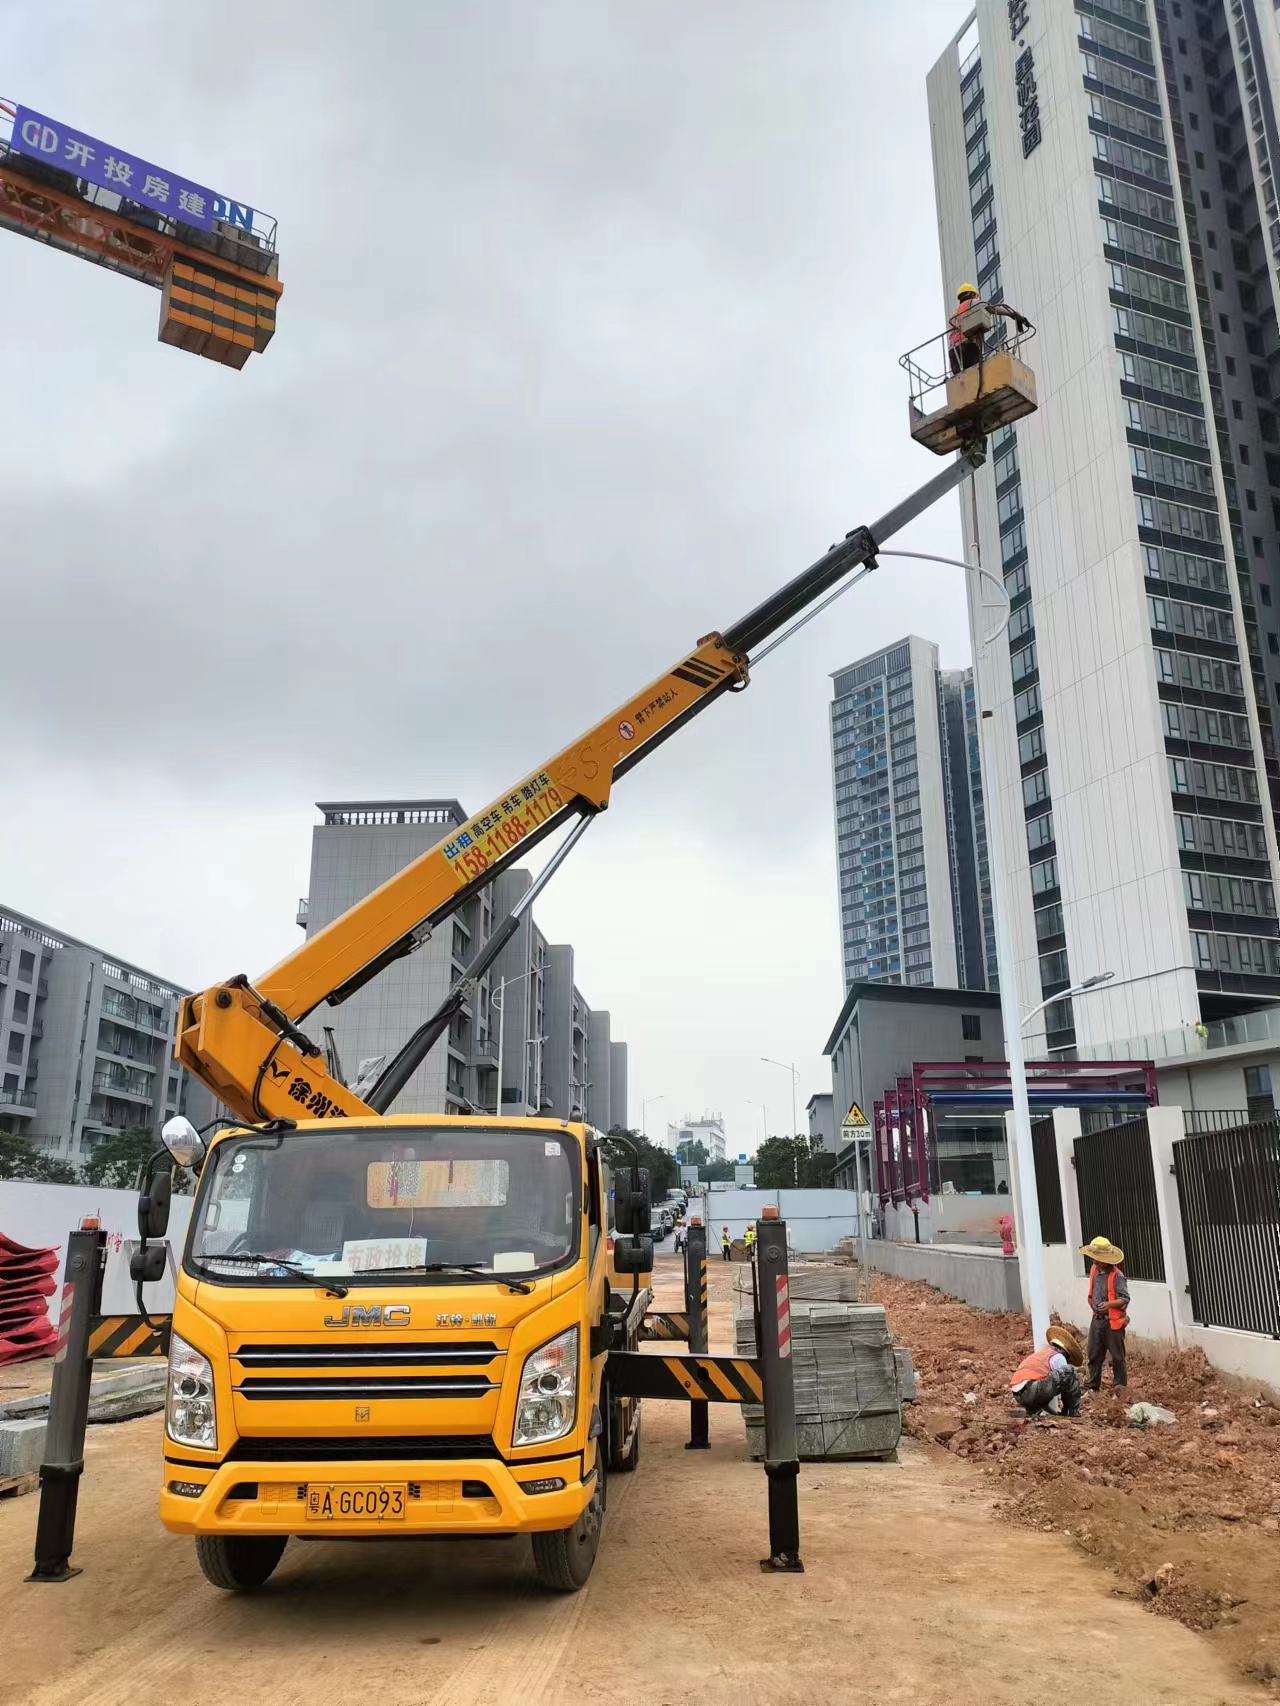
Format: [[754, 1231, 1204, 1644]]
[[609, 1039, 629, 1131], [830, 636, 993, 990], [0, 905, 209, 1164], [927, 0, 1280, 1055], [298, 800, 627, 1121]]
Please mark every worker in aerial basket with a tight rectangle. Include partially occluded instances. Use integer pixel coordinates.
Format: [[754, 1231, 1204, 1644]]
[[1081, 1235, 1130, 1390], [1009, 1323, 1086, 1418], [948, 282, 1032, 374]]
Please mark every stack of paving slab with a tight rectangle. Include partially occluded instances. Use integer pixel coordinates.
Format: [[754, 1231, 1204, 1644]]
[[732, 1267, 902, 1460], [0, 1231, 59, 1367]]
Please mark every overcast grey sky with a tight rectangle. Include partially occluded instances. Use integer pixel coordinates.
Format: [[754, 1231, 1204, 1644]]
[[3, 0, 975, 1152]]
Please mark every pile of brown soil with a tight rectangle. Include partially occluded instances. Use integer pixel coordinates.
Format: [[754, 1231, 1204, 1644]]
[[875, 1271, 1280, 1692]]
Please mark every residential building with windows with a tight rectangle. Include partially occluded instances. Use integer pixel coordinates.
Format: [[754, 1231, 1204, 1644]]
[[927, 0, 1280, 1057], [297, 801, 627, 1121], [0, 905, 207, 1165], [830, 636, 993, 991]]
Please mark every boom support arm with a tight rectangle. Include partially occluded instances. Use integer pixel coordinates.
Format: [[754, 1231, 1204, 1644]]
[[177, 445, 984, 1125]]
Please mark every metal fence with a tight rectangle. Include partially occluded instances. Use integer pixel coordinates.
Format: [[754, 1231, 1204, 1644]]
[[1182, 1109, 1253, 1135], [1073, 1115, 1166, 1283], [1031, 1116, 1066, 1244], [1173, 1115, 1280, 1338]]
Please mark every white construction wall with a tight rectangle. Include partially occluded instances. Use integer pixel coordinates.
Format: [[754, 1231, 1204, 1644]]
[[0, 1181, 195, 1317], [686, 1188, 858, 1254]]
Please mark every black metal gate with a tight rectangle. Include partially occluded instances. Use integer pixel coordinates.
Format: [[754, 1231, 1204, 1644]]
[[1174, 1115, 1280, 1337], [1073, 1115, 1165, 1283], [1031, 1116, 1065, 1243]]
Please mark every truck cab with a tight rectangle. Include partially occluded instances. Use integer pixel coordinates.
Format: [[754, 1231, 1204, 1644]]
[[156, 1112, 650, 1592]]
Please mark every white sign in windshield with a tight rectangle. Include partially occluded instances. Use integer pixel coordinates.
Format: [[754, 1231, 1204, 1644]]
[[335, 1237, 427, 1273]]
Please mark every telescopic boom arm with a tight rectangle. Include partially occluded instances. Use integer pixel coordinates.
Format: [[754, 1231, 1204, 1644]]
[[176, 443, 986, 1125]]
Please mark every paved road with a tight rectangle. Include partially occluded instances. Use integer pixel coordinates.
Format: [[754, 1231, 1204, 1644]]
[[0, 1258, 1256, 1706]]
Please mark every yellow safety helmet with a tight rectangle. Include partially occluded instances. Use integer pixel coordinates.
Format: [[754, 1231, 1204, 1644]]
[[956, 282, 979, 299]]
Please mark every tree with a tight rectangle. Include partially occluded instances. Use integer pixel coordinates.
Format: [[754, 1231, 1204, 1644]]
[[754, 1134, 836, 1190], [0, 1131, 80, 1184], [82, 1126, 156, 1190], [753, 1135, 804, 1189], [701, 1159, 738, 1183], [676, 1138, 708, 1166]]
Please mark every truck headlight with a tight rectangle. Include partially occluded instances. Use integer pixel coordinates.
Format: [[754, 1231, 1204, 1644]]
[[166, 1333, 217, 1451], [513, 1325, 578, 1447]]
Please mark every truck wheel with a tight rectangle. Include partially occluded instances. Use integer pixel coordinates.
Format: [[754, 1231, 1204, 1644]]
[[530, 1458, 605, 1592], [194, 1534, 287, 1591]]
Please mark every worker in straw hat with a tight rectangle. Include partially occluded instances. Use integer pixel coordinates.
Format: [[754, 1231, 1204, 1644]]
[[1009, 1323, 1086, 1418], [1081, 1234, 1130, 1391]]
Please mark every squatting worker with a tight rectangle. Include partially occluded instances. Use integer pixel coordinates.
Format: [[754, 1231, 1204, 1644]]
[[1081, 1234, 1130, 1390], [1009, 1324, 1086, 1418], [721, 1225, 731, 1262], [948, 282, 1032, 374]]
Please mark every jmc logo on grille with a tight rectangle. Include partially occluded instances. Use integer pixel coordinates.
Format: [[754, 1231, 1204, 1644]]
[[322, 1305, 411, 1328]]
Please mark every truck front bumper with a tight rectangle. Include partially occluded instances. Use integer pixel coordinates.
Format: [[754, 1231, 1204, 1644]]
[[160, 1450, 590, 1537]]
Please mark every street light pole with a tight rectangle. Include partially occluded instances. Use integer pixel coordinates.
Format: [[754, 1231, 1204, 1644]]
[[1022, 972, 1114, 1034], [495, 976, 505, 1117], [761, 1058, 799, 1139], [641, 1093, 664, 1140], [948, 506, 1051, 1348]]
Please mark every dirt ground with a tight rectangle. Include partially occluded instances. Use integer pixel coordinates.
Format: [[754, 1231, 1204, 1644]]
[[0, 1256, 1262, 1706], [874, 1270, 1280, 1693]]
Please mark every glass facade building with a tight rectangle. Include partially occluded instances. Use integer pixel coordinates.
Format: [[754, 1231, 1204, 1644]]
[[830, 636, 994, 992], [928, 0, 1280, 1056]]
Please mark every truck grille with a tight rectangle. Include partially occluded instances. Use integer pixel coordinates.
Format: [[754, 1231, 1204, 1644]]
[[231, 1340, 501, 1368], [236, 1374, 496, 1401], [225, 1434, 502, 1462]]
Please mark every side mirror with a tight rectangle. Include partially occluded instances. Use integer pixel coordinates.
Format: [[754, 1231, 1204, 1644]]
[[138, 1165, 172, 1240], [613, 1166, 652, 1236], [162, 1115, 205, 1171], [612, 1233, 654, 1275], [129, 1244, 167, 1283]]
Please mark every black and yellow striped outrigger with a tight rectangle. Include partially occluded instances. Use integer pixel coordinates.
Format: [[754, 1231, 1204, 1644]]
[[607, 1350, 762, 1404], [88, 1314, 172, 1360]]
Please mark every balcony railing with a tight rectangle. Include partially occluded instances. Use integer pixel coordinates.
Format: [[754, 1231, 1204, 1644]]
[[0, 1088, 36, 1109], [29, 1018, 43, 1040], [470, 1035, 498, 1062], [100, 992, 171, 1034], [91, 1071, 153, 1100], [297, 897, 309, 927]]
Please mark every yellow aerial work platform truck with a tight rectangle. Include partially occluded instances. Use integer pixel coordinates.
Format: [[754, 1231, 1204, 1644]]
[[25, 328, 1036, 1594]]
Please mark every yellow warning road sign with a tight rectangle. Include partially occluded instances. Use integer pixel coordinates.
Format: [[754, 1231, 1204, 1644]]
[[843, 1101, 869, 1129]]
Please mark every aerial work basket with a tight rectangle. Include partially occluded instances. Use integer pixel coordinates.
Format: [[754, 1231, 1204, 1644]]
[[900, 311, 1038, 455]]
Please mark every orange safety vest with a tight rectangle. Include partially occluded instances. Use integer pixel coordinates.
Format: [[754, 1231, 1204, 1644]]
[[1009, 1345, 1058, 1389], [1088, 1263, 1127, 1330], [949, 298, 980, 345]]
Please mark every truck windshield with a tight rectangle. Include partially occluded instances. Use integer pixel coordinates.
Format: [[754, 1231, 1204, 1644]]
[[187, 1124, 581, 1284]]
